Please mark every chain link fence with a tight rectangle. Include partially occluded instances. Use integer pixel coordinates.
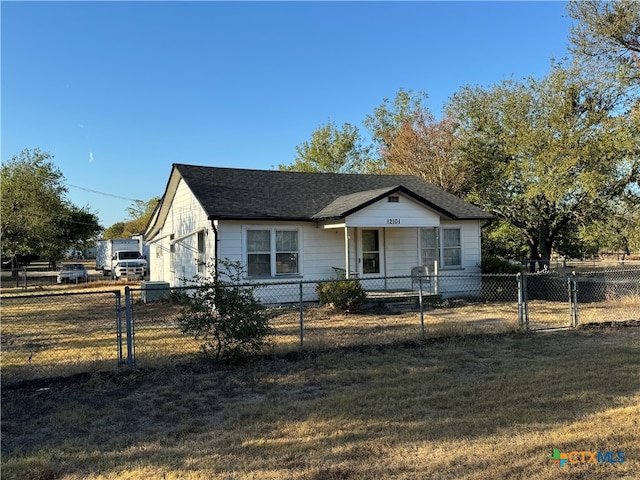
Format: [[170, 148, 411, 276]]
[[572, 268, 640, 325], [1, 290, 124, 384], [2, 268, 638, 383]]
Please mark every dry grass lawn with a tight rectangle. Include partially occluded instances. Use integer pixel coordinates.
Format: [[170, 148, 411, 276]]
[[2, 324, 639, 480]]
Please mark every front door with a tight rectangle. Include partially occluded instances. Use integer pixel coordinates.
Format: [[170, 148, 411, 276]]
[[359, 229, 384, 277]]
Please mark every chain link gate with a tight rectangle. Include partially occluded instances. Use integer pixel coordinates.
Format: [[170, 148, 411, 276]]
[[1, 289, 125, 383], [520, 273, 577, 330]]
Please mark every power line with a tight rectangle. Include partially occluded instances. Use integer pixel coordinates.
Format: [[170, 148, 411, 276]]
[[68, 184, 143, 202], [58, 218, 104, 227]]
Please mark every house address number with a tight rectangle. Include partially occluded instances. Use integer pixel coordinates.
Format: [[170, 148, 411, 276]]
[[387, 218, 401, 225]]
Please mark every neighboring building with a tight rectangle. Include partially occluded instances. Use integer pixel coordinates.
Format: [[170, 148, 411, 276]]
[[144, 164, 492, 301]]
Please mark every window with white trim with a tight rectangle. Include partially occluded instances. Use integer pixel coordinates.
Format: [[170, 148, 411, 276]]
[[442, 228, 462, 267], [275, 230, 298, 274], [362, 229, 380, 274], [246, 228, 299, 277], [420, 227, 462, 269], [420, 227, 438, 269], [247, 230, 271, 276], [197, 230, 206, 274]]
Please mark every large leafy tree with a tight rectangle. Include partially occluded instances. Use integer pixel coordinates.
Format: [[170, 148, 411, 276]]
[[382, 114, 467, 196], [448, 63, 640, 264], [567, 0, 640, 87], [363, 89, 432, 163], [53, 205, 104, 258], [578, 198, 640, 257], [362, 89, 467, 194], [279, 121, 373, 173], [566, 0, 640, 256], [1, 148, 102, 267]]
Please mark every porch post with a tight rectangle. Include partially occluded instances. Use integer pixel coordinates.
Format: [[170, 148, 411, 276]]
[[344, 227, 351, 278], [433, 260, 439, 295]]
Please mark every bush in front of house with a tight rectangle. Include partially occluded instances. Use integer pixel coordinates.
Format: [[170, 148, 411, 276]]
[[480, 255, 524, 274], [176, 259, 273, 362], [479, 255, 523, 301], [316, 279, 367, 313]]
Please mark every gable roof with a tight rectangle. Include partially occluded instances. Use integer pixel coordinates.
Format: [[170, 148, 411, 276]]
[[146, 164, 491, 239]]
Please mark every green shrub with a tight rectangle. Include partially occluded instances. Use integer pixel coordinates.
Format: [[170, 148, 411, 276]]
[[177, 259, 273, 362], [480, 255, 524, 274], [316, 279, 367, 313]]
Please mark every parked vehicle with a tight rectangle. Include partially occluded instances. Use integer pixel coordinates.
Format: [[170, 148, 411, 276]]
[[96, 239, 148, 277], [57, 264, 89, 283], [112, 260, 145, 280]]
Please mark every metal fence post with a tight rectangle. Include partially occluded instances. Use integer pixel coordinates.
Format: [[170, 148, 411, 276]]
[[299, 281, 304, 347], [125, 286, 135, 368], [115, 290, 124, 367], [570, 274, 579, 327], [517, 273, 524, 330], [522, 273, 529, 330]]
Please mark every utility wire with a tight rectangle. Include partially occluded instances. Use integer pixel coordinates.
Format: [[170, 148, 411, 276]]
[[67, 184, 143, 202]]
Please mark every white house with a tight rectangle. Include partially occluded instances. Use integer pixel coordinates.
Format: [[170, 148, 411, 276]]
[[144, 164, 492, 301]]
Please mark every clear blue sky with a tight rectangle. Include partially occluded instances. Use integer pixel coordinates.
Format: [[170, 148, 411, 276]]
[[2, 1, 572, 229]]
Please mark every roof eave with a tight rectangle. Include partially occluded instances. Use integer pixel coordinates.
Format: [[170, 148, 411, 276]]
[[209, 215, 314, 222]]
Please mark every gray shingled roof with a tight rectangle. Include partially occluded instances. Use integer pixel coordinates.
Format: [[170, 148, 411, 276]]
[[171, 164, 491, 221]]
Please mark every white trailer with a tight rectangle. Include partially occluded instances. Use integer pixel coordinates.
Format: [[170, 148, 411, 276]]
[[96, 239, 146, 277]]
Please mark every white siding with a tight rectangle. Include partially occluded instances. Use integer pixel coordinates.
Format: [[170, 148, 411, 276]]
[[346, 193, 440, 228], [148, 179, 214, 287], [383, 227, 420, 277], [218, 220, 344, 282], [438, 220, 482, 273], [435, 220, 482, 299]]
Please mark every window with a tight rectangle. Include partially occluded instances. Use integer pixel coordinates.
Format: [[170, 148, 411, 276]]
[[388, 195, 399, 203], [247, 230, 271, 276], [362, 229, 380, 274], [442, 228, 462, 267], [276, 230, 298, 274], [421, 228, 438, 269], [197, 230, 206, 274], [420, 227, 462, 269], [246, 228, 299, 277]]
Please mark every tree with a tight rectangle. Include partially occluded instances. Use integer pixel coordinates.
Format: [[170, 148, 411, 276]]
[[102, 197, 159, 239], [102, 222, 126, 240], [124, 198, 160, 236], [482, 220, 529, 261], [1, 149, 102, 267], [363, 88, 433, 169], [2, 149, 66, 262], [56, 205, 103, 257], [578, 199, 640, 258], [279, 121, 373, 173], [363, 88, 469, 192], [448, 63, 640, 264], [567, 0, 640, 87], [566, 0, 640, 257], [382, 114, 468, 196]]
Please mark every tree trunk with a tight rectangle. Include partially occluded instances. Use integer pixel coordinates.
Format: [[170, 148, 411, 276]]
[[10, 256, 18, 279], [538, 223, 553, 271], [527, 240, 540, 273]]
